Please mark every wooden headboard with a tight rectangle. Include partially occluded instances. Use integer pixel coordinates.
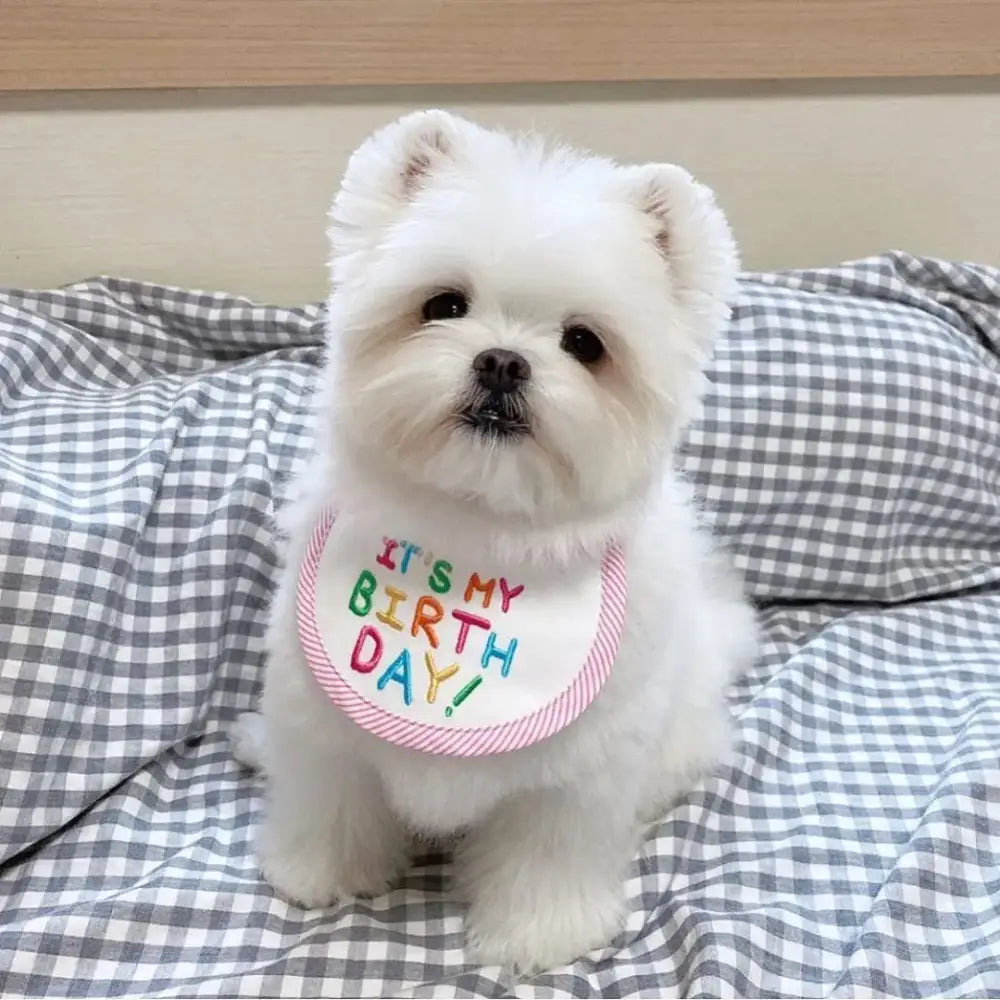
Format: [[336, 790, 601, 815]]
[[5, 0, 1000, 92], [2, 1, 998, 301]]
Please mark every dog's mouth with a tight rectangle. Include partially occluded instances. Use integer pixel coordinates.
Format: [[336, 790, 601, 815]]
[[458, 392, 531, 441]]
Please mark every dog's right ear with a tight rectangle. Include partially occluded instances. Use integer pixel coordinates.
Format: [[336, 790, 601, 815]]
[[328, 110, 470, 279], [618, 162, 740, 331]]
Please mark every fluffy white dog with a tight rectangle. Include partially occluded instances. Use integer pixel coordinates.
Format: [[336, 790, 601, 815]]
[[233, 110, 757, 972]]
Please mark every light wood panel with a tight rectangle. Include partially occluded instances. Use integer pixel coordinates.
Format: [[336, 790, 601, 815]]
[[3, 0, 1000, 92], [4, 82, 999, 300]]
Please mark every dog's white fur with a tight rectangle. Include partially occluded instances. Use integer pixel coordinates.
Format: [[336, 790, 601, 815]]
[[234, 110, 757, 972]]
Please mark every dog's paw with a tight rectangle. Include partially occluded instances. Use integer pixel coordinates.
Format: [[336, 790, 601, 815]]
[[465, 888, 625, 972], [258, 840, 343, 909], [230, 711, 268, 773], [258, 840, 405, 908], [458, 790, 634, 971], [257, 816, 409, 908]]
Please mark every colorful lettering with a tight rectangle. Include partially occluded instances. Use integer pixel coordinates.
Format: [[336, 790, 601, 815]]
[[348, 569, 377, 617], [411, 594, 444, 649], [428, 559, 453, 595], [376, 537, 398, 570], [350, 625, 383, 674], [498, 577, 525, 613], [344, 537, 537, 716], [451, 608, 491, 654], [481, 631, 518, 677], [464, 572, 496, 608], [377, 649, 413, 705], [399, 541, 421, 574], [375, 585, 407, 631], [444, 674, 483, 717], [424, 651, 459, 704]]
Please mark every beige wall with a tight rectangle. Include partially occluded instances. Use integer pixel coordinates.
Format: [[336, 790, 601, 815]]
[[1, 80, 998, 304]]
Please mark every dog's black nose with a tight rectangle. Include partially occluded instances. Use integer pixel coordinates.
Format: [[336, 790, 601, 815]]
[[473, 349, 531, 395]]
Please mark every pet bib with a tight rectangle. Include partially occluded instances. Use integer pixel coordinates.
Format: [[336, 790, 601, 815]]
[[297, 508, 627, 757]]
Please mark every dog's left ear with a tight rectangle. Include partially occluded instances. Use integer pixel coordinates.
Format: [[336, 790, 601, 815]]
[[328, 110, 476, 280], [620, 163, 740, 318]]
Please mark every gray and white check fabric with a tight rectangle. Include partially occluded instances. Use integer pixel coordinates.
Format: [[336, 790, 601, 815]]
[[2, 254, 1000, 997]]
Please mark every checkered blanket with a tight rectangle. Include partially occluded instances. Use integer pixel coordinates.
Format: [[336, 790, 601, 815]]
[[3, 254, 1000, 997]]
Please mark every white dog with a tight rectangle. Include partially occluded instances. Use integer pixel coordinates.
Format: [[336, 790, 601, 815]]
[[233, 110, 757, 972]]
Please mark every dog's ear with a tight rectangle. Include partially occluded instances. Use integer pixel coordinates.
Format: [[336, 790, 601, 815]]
[[328, 110, 472, 276], [619, 163, 740, 319]]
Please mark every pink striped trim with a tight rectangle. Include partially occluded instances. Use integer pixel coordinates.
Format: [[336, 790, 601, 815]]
[[296, 508, 628, 757]]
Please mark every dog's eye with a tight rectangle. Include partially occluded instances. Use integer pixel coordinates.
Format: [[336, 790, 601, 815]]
[[422, 291, 469, 323], [560, 325, 605, 366]]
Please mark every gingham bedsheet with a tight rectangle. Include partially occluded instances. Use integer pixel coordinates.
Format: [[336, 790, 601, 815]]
[[2, 253, 1000, 998]]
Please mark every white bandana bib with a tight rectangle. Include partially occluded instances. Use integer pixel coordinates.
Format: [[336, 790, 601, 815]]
[[297, 508, 627, 757]]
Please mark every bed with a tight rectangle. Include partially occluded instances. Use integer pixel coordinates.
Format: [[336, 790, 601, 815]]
[[3, 1, 1000, 994], [3, 253, 1000, 997]]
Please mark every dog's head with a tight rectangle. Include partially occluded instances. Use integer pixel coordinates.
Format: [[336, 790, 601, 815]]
[[323, 110, 737, 523]]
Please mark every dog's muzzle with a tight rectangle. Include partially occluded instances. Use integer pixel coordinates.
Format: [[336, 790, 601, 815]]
[[460, 348, 532, 440]]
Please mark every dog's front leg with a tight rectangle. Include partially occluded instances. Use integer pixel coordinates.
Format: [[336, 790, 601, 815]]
[[457, 783, 639, 971], [256, 723, 409, 908]]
